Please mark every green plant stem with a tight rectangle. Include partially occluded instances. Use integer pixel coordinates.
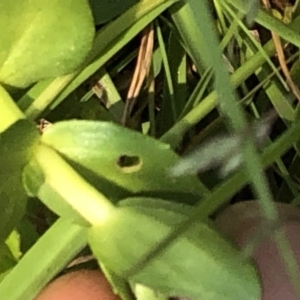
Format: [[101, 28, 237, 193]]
[[148, 67, 156, 136], [223, 2, 287, 89], [155, 20, 177, 120], [24, 74, 75, 120], [178, 67, 213, 120], [0, 85, 24, 132], [169, 1, 209, 74], [160, 40, 275, 147], [35, 145, 115, 225]]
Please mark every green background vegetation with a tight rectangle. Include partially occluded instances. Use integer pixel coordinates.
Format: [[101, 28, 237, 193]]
[[0, 0, 300, 299]]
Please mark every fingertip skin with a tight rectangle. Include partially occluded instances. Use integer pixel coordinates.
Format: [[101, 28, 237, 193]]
[[216, 201, 300, 300], [35, 270, 121, 300]]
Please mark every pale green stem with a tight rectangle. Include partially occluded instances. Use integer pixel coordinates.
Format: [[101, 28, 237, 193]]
[[35, 144, 115, 225]]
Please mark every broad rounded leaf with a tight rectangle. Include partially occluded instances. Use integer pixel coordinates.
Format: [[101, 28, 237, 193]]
[[0, 0, 94, 88], [89, 203, 261, 300], [41, 120, 206, 204], [0, 120, 39, 244]]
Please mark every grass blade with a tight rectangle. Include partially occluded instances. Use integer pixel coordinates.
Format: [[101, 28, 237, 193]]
[[0, 218, 87, 300]]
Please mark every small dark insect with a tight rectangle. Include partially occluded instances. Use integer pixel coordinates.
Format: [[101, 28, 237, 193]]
[[37, 119, 52, 133]]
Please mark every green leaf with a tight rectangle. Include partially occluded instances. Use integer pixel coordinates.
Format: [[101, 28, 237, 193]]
[[0, 0, 94, 88], [89, 0, 138, 25], [41, 120, 207, 204], [0, 120, 39, 244], [0, 244, 17, 276], [89, 203, 261, 300], [5, 230, 21, 261], [23, 144, 115, 226], [0, 86, 24, 132], [21, 0, 178, 120], [0, 231, 21, 282], [118, 197, 194, 216]]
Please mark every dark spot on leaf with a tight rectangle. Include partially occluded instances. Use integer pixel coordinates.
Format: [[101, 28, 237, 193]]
[[117, 155, 142, 173]]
